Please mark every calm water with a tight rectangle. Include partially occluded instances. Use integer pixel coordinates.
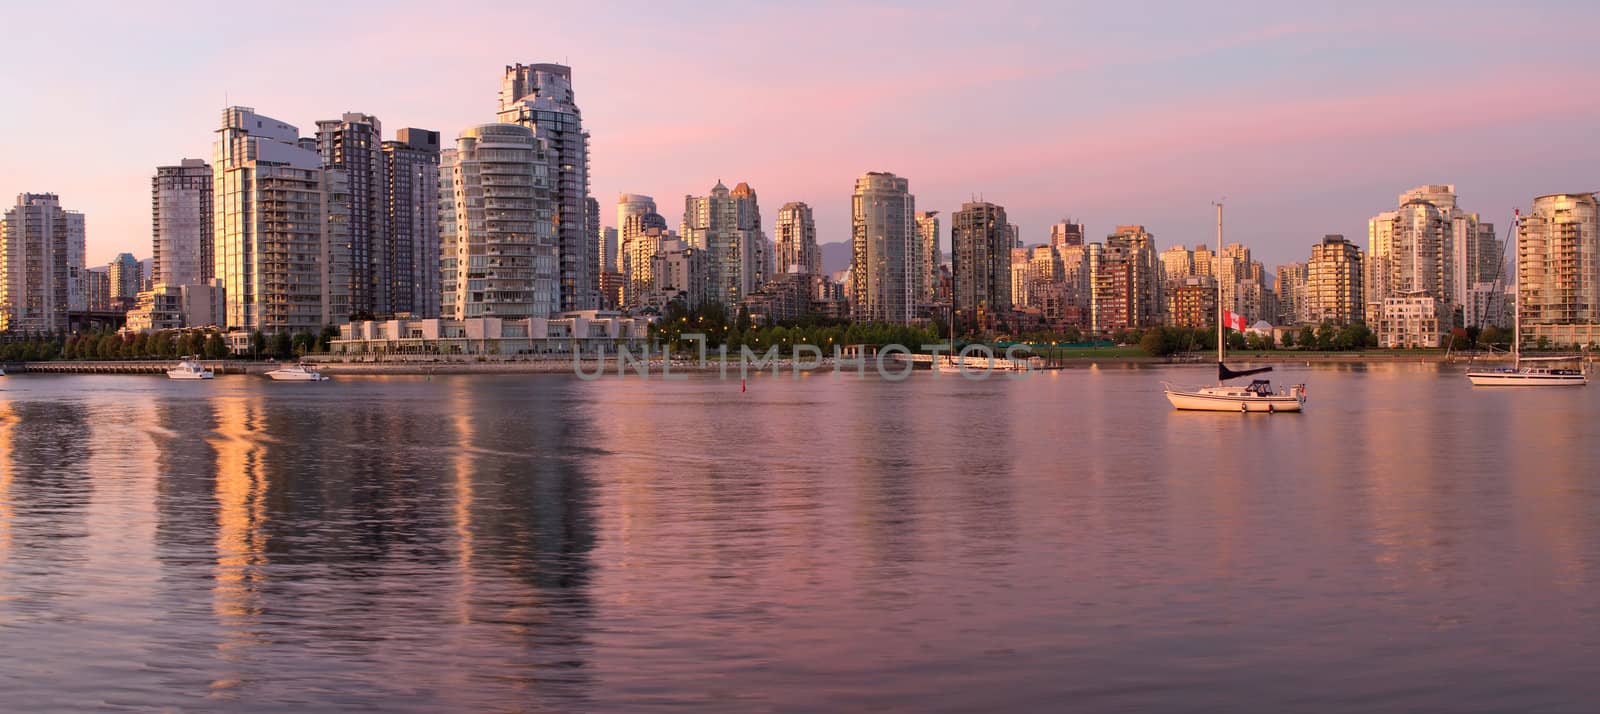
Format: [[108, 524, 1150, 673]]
[[1, 365, 1598, 712]]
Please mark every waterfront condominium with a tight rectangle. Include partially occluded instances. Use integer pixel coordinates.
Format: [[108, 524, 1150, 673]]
[[214, 106, 350, 334], [109, 253, 142, 303], [1306, 234, 1365, 325], [0, 192, 86, 333], [1094, 225, 1161, 330], [151, 158, 213, 287], [382, 127, 441, 317], [951, 201, 1013, 326], [497, 62, 596, 312], [775, 201, 820, 276], [1366, 185, 1473, 317], [850, 172, 916, 325], [914, 210, 940, 307], [439, 123, 558, 321], [1517, 192, 1599, 325], [317, 112, 387, 318]]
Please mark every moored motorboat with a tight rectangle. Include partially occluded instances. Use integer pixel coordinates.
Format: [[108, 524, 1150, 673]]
[[166, 359, 214, 380], [264, 364, 330, 382]]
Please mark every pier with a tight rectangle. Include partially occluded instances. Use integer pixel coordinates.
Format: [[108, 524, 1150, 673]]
[[10, 360, 267, 375]]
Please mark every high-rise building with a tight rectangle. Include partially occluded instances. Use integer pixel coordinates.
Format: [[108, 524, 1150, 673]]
[[214, 106, 349, 334], [775, 202, 820, 276], [850, 172, 916, 324], [1367, 185, 1461, 319], [151, 159, 213, 287], [1192, 244, 1215, 278], [683, 181, 765, 307], [109, 253, 142, 304], [1160, 245, 1194, 284], [439, 123, 557, 320], [617, 193, 656, 270], [1, 193, 86, 332], [1216, 242, 1252, 316], [1166, 275, 1218, 328], [1275, 262, 1308, 325], [1093, 225, 1161, 330], [382, 127, 441, 317], [649, 232, 708, 309], [730, 182, 769, 295], [317, 112, 387, 317], [85, 268, 111, 312], [1010, 247, 1031, 310], [625, 211, 669, 309], [952, 201, 1013, 325], [1306, 234, 1364, 325], [498, 62, 595, 311], [614, 191, 659, 299], [914, 210, 942, 308], [1518, 193, 1599, 326], [596, 221, 621, 309], [1050, 220, 1085, 249]]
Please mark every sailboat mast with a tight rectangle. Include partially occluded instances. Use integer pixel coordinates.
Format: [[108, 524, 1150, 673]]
[[1215, 201, 1224, 363], [1512, 209, 1521, 366]]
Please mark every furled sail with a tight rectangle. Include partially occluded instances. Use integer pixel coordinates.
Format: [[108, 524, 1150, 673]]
[[1218, 363, 1273, 381]]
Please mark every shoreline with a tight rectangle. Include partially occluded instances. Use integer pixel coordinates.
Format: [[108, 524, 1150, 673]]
[[2, 350, 1539, 376]]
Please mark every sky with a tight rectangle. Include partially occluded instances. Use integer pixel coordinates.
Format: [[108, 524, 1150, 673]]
[[2, 0, 1598, 270]]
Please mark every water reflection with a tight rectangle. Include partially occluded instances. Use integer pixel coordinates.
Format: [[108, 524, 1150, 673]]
[[0, 369, 1598, 711]]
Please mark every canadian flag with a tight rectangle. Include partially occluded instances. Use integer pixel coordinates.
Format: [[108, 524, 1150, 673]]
[[1223, 310, 1248, 332]]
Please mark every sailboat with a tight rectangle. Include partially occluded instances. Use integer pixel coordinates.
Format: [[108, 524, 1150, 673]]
[[1164, 202, 1307, 413], [1465, 210, 1587, 386]]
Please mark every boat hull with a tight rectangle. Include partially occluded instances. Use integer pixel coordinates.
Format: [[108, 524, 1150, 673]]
[[266, 371, 328, 382], [1164, 389, 1305, 412], [166, 371, 213, 380], [1466, 371, 1587, 386]]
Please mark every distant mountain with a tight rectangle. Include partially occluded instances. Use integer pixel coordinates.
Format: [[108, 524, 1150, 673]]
[[820, 241, 851, 275], [819, 240, 949, 277]]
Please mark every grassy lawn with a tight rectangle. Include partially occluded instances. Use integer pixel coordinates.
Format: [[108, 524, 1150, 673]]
[[1031, 346, 1151, 358]]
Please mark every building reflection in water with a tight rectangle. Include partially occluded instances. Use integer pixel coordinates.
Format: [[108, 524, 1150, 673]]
[[137, 377, 602, 709]]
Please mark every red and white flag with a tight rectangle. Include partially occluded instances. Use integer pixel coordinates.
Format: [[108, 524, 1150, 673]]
[[1223, 310, 1248, 332]]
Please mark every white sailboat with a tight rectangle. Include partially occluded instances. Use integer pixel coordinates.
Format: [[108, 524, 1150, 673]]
[[1164, 202, 1307, 413], [1466, 210, 1587, 387]]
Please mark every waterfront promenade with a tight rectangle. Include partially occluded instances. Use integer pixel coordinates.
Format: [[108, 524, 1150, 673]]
[[2, 349, 1527, 376]]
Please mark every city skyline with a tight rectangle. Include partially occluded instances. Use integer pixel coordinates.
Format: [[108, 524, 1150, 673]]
[[3, 1, 1598, 269]]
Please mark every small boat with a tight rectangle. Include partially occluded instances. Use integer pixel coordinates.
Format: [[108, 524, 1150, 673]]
[[1164, 202, 1306, 413], [167, 359, 214, 380], [265, 364, 330, 382]]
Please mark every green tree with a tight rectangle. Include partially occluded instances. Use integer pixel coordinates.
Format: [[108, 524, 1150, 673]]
[[270, 332, 293, 359], [249, 331, 267, 359], [1299, 325, 1317, 350], [1139, 327, 1181, 357], [318, 326, 339, 353], [1279, 329, 1296, 348], [204, 333, 230, 359]]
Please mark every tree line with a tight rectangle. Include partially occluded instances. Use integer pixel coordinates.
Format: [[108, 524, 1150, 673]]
[[651, 302, 938, 354], [0, 326, 341, 362]]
